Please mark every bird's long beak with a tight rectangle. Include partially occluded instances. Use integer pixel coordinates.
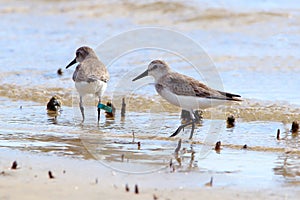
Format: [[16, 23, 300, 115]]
[[132, 69, 148, 81], [65, 58, 77, 69]]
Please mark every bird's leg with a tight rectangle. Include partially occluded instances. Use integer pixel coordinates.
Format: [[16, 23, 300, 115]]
[[170, 121, 194, 137], [190, 121, 195, 139], [79, 96, 85, 123], [189, 111, 197, 139], [170, 110, 197, 139], [97, 98, 101, 124]]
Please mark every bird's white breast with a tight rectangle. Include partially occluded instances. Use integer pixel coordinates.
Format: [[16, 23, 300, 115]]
[[75, 80, 107, 97], [158, 88, 226, 110]]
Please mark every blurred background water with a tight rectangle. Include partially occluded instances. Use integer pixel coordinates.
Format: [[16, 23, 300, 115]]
[[0, 0, 300, 188]]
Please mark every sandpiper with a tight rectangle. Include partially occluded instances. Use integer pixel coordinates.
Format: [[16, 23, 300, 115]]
[[65, 46, 110, 123], [132, 60, 241, 139]]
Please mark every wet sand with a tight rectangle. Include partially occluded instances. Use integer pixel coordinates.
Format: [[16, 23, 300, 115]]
[[1, 0, 300, 199], [1, 148, 298, 200]]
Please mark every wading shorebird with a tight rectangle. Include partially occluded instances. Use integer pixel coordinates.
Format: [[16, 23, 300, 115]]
[[65, 46, 110, 123], [132, 60, 241, 139]]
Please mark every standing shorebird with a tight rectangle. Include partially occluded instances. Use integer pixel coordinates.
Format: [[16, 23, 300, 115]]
[[65, 46, 110, 123], [132, 60, 241, 139]]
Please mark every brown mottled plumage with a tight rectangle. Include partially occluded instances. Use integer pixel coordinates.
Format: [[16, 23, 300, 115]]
[[65, 46, 109, 123], [149, 60, 241, 101], [157, 71, 241, 101], [133, 60, 241, 139], [72, 47, 109, 83]]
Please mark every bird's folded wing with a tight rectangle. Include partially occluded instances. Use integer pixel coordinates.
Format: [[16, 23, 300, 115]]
[[87, 61, 110, 82], [72, 61, 109, 83], [167, 72, 241, 101]]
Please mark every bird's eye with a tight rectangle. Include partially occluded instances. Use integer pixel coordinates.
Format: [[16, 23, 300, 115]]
[[76, 52, 81, 57], [152, 65, 158, 69]]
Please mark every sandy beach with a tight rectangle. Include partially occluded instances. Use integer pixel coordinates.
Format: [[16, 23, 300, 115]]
[[0, 148, 298, 200]]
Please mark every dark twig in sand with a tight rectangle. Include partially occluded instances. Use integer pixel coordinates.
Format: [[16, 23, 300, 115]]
[[242, 144, 248, 149], [153, 194, 158, 200], [47, 95, 61, 113], [169, 159, 173, 169], [169, 158, 176, 172], [105, 102, 115, 118], [291, 121, 299, 133], [277, 129, 280, 140], [173, 139, 183, 167], [132, 131, 135, 143], [121, 98, 126, 117], [226, 115, 235, 128], [134, 184, 139, 194], [210, 176, 213, 186], [57, 68, 63, 76], [48, 171, 55, 179], [174, 156, 181, 168], [11, 161, 18, 170], [121, 154, 125, 162], [189, 151, 195, 168], [125, 183, 129, 192], [205, 176, 213, 187], [172, 165, 176, 172], [215, 141, 221, 153], [174, 139, 182, 154], [137, 142, 141, 150]]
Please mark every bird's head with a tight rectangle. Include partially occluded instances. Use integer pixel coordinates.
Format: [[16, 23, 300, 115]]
[[65, 46, 96, 69], [132, 60, 170, 81]]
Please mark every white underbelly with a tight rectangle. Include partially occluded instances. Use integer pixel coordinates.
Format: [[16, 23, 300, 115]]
[[75, 81, 107, 97], [159, 88, 226, 110]]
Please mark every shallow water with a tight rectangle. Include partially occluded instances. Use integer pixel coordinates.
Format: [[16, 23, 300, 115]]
[[0, 0, 300, 189]]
